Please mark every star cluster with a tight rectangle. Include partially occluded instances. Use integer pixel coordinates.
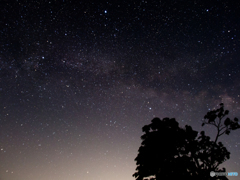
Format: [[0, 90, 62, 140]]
[[1, 1, 240, 180]]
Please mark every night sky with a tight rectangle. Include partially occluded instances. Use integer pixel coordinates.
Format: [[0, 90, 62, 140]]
[[1, 1, 240, 180]]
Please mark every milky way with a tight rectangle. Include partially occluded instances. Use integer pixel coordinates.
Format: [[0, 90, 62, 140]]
[[1, 1, 240, 180]]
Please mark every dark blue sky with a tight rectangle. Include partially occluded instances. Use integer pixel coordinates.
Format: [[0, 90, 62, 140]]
[[0, 1, 240, 180]]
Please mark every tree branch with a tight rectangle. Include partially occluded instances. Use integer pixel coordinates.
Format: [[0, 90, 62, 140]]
[[219, 126, 226, 132], [203, 121, 218, 128], [219, 130, 227, 136]]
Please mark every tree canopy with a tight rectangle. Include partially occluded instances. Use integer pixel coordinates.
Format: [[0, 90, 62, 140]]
[[133, 103, 240, 180]]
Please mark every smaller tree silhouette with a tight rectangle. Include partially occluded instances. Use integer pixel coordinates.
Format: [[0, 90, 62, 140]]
[[133, 103, 239, 180], [202, 103, 240, 143]]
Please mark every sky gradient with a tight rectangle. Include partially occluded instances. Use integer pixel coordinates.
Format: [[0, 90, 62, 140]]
[[1, 1, 240, 180]]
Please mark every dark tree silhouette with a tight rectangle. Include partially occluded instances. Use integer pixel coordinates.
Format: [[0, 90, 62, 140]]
[[133, 103, 240, 180]]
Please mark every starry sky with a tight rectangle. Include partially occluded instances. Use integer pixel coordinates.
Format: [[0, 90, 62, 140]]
[[0, 0, 240, 180]]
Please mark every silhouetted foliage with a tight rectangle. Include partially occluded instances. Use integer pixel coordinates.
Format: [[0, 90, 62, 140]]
[[202, 103, 240, 143], [133, 103, 239, 180]]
